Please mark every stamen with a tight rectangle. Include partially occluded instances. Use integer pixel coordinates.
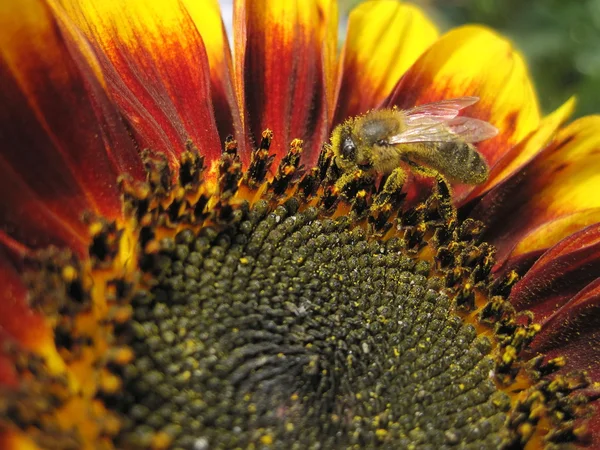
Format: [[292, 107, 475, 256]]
[[2, 132, 594, 449]]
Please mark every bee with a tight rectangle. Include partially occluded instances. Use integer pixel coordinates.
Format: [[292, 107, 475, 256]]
[[330, 97, 498, 189]]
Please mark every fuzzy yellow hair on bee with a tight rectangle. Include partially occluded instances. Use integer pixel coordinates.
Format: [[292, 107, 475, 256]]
[[330, 97, 497, 188]]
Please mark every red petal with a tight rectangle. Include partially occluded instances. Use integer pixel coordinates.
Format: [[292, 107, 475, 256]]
[[526, 277, 600, 386], [0, 355, 18, 387], [523, 276, 600, 447], [234, 0, 335, 166], [0, 257, 52, 354], [59, 0, 223, 165], [536, 276, 600, 377], [0, 0, 141, 254], [509, 223, 600, 322]]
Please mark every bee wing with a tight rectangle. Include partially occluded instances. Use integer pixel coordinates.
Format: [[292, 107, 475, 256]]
[[389, 95, 499, 144], [387, 122, 458, 144], [445, 116, 499, 143], [388, 116, 498, 144], [402, 96, 480, 126]]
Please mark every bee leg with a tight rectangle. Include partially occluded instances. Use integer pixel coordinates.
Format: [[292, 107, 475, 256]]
[[406, 162, 456, 227], [433, 175, 457, 229], [369, 167, 407, 236], [383, 167, 407, 196], [333, 168, 373, 200], [374, 167, 406, 207]]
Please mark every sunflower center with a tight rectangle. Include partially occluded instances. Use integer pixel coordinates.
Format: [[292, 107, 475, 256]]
[[106, 199, 510, 449], [4, 141, 593, 450]]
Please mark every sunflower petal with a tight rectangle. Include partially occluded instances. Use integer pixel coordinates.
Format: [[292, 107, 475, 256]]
[[524, 277, 600, 446], [0, 432, 39, 450], [511, 209, 600, 261], [0, 254, 63, 391], [509, 223, 600, 322], [383, 26, 540, 202], [475, 115, 600, 265], [318, 0, 339, 126], [527, 277, 600, 379], [0, 160, 88, 253], [463, 97, 575, 206], [234, 0, 335, 165], [181, 0, 242, 146], [58, 0, 223, 164], [334, 0, 438, 124], [0, 0, 140, 253]]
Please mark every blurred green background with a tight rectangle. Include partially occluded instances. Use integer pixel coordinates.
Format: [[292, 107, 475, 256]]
[[341, 0, 600, 118]]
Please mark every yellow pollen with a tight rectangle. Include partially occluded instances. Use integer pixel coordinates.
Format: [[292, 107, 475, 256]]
[[151, 431, 172, 449], [376, 429, 388, 440], [61, 265, 77, 282], [260, 434, 274, 445]]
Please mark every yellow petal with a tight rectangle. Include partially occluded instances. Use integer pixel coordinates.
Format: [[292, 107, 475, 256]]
[[385, 26, 541, 177], [182, 0, 242, 146], [492, 97, 576, 184], [334, 0, 438, 124], [513, 209, 600, 258], [463, 97, 576, 205], [57, 0, 223, 164], [476, 115, 600, 264], [532, 116, 600, 214], [317, 0, 339, 124]]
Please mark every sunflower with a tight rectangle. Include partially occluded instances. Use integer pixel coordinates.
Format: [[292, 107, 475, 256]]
[[1, 0, 599, 448]]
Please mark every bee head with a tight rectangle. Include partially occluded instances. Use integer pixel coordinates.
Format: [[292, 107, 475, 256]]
[[330, 123, 358, 170], [341, 133, 357, 162]]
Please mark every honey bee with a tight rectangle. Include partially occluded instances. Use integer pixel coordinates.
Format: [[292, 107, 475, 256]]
[[330, 97, 498, 188]]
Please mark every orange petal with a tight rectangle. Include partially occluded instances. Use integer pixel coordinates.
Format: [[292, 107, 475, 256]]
[[318, 0, 339, 127], [0, 0, 141, 254], [383, 26, 540, 203], [475, 115, 600, 265], [182, 0, 243, 146], [462, 97, 575, 206], [0, 431, 40, 450], [57, 0, 223, 165], [234, 0, 336, 166], [334, 0, 438, 124]]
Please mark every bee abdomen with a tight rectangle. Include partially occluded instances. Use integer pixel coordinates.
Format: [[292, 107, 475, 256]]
[[434, 142, 489, 185]]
